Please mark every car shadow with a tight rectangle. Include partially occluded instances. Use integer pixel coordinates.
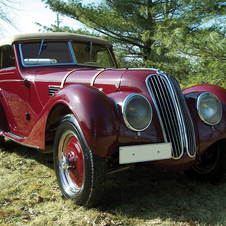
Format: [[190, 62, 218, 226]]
[[99, 165, 226, 225], [1, 139, 54, 169]]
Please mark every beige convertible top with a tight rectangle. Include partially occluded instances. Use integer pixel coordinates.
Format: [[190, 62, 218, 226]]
[[0, 32, 112, 47]]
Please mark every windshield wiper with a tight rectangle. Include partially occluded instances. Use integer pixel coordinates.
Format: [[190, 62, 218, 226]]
[[38, 39, 44, 59]]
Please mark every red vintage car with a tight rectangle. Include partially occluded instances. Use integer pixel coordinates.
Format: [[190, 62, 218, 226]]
[[0, 33, 226, 207]]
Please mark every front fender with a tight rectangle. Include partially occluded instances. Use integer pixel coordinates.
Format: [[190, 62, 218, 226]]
[[59, 84, 118, 157], [25, 84, 118, 157], [183, 84, 226, 105], [183, 84, 226, 155]]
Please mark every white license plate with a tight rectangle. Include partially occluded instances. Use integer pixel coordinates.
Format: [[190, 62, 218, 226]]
[[119, 143, 172, 164]]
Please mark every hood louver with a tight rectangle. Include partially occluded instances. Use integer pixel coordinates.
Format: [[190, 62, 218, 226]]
[[49, 87, 60, 97]]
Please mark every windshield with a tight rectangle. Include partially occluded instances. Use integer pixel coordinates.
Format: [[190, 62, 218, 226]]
[[71, 42, 115, 68], [21, 42, 74, 65], [20, 40, 116, 68]]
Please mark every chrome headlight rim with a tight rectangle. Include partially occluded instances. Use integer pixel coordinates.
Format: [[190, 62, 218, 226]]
[[122, 93, 152, 132], [197, 92, 222, 126]]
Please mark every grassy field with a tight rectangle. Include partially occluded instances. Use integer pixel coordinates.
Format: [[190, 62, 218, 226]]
[[1, 140, 226, 226]]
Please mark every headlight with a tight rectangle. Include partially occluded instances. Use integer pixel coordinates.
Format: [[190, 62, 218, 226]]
[[197, 92, 222, 125], [122, 93, 152, 131]]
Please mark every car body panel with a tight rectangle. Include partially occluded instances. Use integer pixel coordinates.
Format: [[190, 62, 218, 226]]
[[0, 33, 226, 173], [183, 84, 226, 156]]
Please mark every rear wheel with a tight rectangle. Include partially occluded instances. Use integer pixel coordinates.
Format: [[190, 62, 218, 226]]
[[54, 114, 106, 207], [184, 141, 226, 184]]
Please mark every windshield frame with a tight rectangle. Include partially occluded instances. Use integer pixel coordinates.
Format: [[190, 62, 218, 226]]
[[19, 40, 116, 68]]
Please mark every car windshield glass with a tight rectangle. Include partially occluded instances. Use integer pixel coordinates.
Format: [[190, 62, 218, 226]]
[[21, 41, 74, 65], [71, 42, 116, 68]]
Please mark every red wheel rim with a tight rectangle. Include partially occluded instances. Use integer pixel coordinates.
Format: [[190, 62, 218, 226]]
[[58, 130, 84, 195], [65, 136, 84, 188]]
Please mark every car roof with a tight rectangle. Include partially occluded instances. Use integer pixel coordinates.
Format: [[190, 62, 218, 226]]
[[0, 32, 112, 47]]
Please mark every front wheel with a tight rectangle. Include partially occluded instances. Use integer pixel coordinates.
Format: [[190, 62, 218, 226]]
[[53, 114, 106, 207], [0, 136, 4, 148], [184, 141, 226, 184]]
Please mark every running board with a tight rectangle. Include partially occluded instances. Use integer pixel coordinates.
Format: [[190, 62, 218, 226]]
[[4, 132, 25, 140], [3, 132, 39, 149]]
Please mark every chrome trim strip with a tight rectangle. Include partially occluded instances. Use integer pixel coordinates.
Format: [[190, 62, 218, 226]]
[[4, 132, 25, 140], [60, 69, 78, 88], [90, 69, 107, 86], [127, 68, 159, 71], [3, 132, 39, 149]]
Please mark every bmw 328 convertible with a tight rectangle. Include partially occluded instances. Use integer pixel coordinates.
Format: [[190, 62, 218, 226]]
[[0, 32, 226, 207]]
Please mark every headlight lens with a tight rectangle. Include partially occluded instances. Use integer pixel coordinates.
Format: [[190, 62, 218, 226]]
[[197, 92, 222, 125], [122, 93, 152, 131]]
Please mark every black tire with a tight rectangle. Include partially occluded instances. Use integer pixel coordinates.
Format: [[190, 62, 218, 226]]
[[184, 141, 226, 184], [0, 136, 4, 148], [53, 114, 106, 207]]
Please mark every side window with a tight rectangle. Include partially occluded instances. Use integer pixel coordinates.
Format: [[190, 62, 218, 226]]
[[0, 45, 15, 69]]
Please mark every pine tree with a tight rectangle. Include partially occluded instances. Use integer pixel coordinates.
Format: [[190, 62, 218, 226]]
[[154, 0, 226, 86], [41, 0, 226, 86]]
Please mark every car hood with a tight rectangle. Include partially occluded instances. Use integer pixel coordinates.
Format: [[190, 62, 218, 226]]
[[34, 67, 158, 106], [64, 68, 159, 94], [64, 68, 126, 94], [33, 67, 124, 105]]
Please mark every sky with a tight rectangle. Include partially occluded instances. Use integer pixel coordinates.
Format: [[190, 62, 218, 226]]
[[1, 0, 98, 39]]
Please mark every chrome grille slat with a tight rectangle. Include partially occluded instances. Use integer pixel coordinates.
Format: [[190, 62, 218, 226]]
[[160, 78, 181, 138], [146, 74, 196, 159], [148, 76, 183, 158], [162, 79, 184, 157], [154, 76, 182, 156], [170, 76, 196, 157]]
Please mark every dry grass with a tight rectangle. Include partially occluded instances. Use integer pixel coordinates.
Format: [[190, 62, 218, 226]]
[[1, 139, 226, 225]]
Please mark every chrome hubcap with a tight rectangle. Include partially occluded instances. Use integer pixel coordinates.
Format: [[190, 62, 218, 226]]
[[61, 152, 69, 171]]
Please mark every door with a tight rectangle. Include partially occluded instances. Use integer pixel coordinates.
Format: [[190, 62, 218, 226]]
[[0, 45, 29, 134]]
